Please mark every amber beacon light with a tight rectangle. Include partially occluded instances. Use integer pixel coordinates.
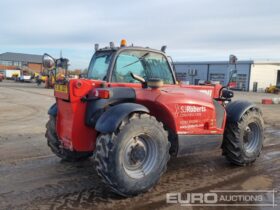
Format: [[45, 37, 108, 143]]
[[120, 39, 127, 47]]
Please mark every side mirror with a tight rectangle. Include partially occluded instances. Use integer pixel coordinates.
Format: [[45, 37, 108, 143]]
[[43, 53, 56, 70], [221, 89, 234, 99]]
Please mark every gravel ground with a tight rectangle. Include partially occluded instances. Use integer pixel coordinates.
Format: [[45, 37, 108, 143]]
[[0, 80, 279, 210]]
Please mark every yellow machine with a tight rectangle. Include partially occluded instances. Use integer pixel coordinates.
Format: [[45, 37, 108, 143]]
[[36, 69, 66, 88], [35, 72, 48, 82], [44, 70, 55, 88], [12, 72, 19, 79], [40, 54, 69, 88], [41, 75, 48, 82], [265, 85, 280, 94], [44, 69, 66, 88]]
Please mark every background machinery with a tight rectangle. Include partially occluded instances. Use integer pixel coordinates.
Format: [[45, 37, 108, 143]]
[[40, 55, 69, 88], [265, 85, 280, 94]]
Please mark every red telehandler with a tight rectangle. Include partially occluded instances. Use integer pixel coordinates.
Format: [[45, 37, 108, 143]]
[[44, 40, 264, 196]]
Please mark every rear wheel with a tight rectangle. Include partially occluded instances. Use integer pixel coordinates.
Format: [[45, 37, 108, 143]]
[[222, 109, 264, 166], [45, 115, 93, 161], [94, 113, 170, 197]]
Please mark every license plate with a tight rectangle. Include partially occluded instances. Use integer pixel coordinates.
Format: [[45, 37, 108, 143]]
[[55, 84, 68, 93]]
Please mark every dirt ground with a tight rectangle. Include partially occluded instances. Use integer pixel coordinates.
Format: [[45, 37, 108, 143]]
[[0, 80, 279, 210]]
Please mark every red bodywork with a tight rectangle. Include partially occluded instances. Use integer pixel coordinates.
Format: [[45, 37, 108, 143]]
[[54, 79, 226, 152], [0, 73, 4, 81], [228, 81, 237, 89]]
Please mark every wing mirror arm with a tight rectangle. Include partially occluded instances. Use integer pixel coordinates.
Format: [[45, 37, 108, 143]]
[[130, 72, 146, 84]]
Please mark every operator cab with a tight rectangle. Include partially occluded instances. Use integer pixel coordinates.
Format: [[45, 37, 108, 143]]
[[87, 40, 176, 87]]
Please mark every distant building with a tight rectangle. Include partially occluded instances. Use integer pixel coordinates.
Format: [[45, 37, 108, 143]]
[[0, 52, 43, 73], [174, 60, 280, 92]]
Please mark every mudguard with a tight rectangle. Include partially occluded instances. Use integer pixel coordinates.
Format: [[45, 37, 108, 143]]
[[48, 103, 57, 117], [95, 103, 149, 133], [85, 87, 136, 127], [226, 100, 261, 123]]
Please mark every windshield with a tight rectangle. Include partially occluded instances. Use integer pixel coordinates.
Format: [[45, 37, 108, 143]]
[[112, 50, 174, 84], [87, 51, 113, 80]]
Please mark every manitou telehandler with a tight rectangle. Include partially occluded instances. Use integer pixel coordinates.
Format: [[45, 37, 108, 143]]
[[44, 40, 264, 197]]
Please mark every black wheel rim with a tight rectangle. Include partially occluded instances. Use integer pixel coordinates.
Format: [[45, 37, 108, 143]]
[[243, 122, 261, 153]]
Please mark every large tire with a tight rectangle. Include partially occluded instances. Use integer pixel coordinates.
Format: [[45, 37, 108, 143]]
[[94, 113, 170, 197], [45, 115, 93, 161], [222, 109, 264, 166]]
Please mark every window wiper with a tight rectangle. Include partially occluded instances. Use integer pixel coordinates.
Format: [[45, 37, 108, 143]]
[[122, 52, 149, 68]]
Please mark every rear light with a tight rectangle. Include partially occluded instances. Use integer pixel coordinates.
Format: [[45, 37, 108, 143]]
[[95, 89, 110, 99]]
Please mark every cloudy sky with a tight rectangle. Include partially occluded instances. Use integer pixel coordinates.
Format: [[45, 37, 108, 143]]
[[0, 0, 279, 69]]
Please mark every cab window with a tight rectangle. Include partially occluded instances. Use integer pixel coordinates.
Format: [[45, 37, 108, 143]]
[[112, 50, 174, 84], [88, 51, 113, 80]]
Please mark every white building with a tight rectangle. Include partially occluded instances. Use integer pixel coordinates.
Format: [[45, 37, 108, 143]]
[[174, 60, 280, 91]]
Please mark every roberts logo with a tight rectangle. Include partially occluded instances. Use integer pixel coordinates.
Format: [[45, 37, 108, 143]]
[[181, 105, 206, 113]]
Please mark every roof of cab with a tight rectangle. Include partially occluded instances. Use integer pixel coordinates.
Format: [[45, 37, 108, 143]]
[[96, 46, 165, 55]]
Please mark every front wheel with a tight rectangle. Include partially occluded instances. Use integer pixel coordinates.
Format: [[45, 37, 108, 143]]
[[222, 109, 264, 166], [94, 113, 170, 197]]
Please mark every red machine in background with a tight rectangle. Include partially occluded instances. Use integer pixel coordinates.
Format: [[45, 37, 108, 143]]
[[0, 73, 4, 82]]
